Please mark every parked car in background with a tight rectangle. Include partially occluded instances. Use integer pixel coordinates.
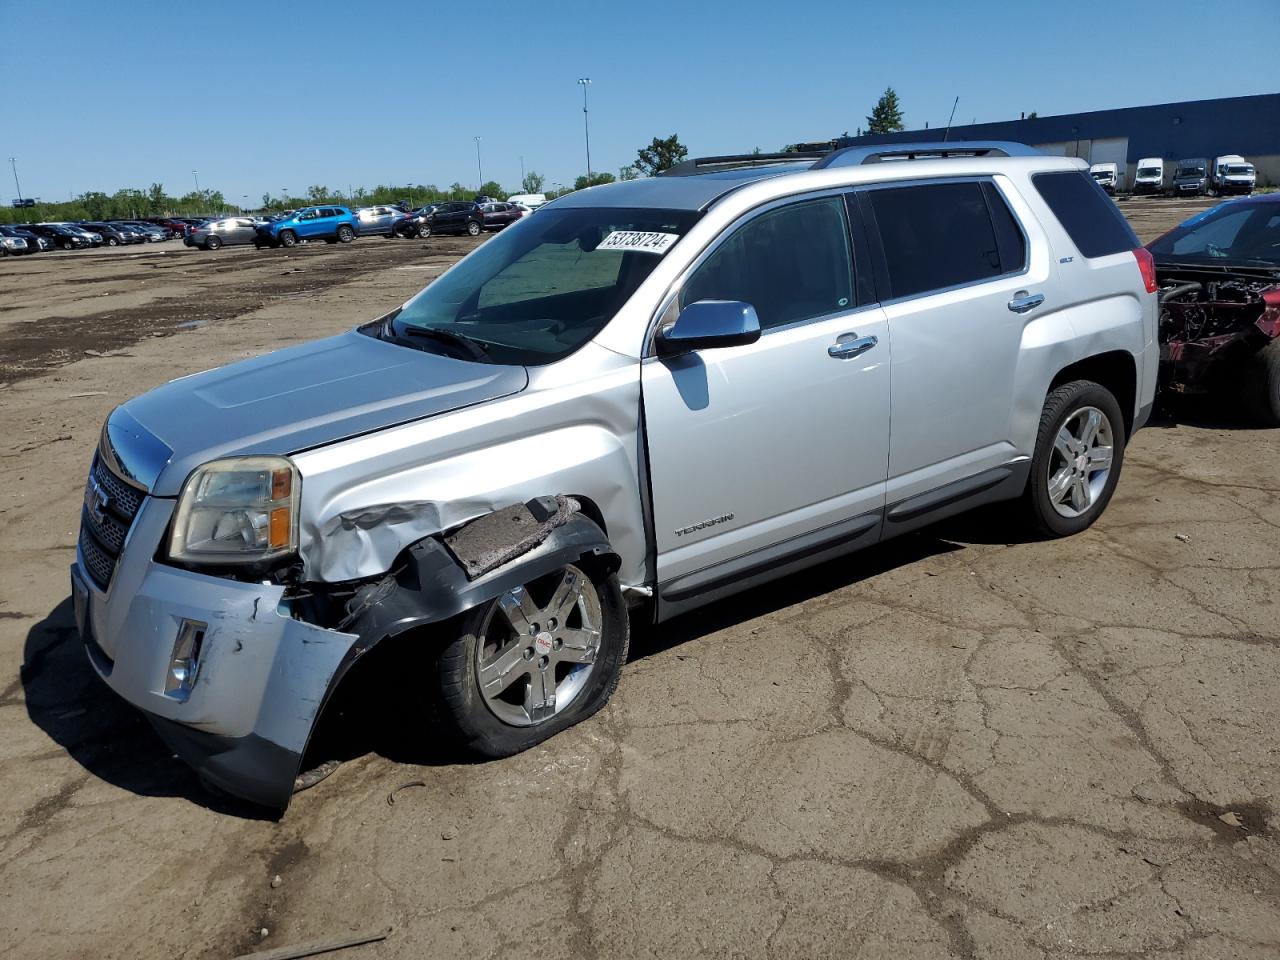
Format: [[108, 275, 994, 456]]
[[1133, 158, 1164, 195], [69, 142, 1158, 809], [79, 222, 132, 247], [354, 205, 407, 237], [0, 232, 29, 256], [255, 205, 357, 248], [1149, 192, 1280, 423], [1172, 158, 1210, 196], [112, 220, 168, 242], [1089, 162, 1120, 195], [420, 200, 486, 237], [393, 205, 440, 238], [0, 225, 44, 253], [507, 192, 548, 211], [19, 223, 91, 249], [1210, 155, 1257, 196], [145, 217, 191, 235], [189, 217, 259, 250], [479, 201, 525, 230], [54, 223, 103, 246]]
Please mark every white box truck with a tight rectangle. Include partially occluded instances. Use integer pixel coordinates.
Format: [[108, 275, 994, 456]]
[[1089, 162, 1121, 195]]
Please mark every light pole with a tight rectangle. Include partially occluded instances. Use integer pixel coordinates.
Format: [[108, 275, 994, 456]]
[[474, 137, 484, 190], [8, 157, 22, 204], [577, 78, 592, 186]]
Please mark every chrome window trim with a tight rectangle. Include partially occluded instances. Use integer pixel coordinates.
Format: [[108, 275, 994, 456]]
[[857, 174, 1032, 308], [642, 187, 870, 358]]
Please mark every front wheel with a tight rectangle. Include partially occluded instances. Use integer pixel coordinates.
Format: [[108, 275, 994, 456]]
[[204, 235, 222, 250], [107, 237, 119, 247], [436, 561, 629, 758], [416, 223, 431, 239], [1244, 339, 1280, 427], [336, 224, 355, 243], [466, 220, 482, 237], [1021, 379, 1126, 537], [279, 230, 297, 248]]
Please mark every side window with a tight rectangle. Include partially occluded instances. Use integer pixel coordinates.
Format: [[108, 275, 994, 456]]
[[982, 181, 1027, 273], [1031, 171, 1139, 258], [866, 181, 1005, 300], [681, 197, 855, 331]]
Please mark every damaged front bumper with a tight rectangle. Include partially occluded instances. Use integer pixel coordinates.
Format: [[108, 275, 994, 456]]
[[71, 497, 360, 810]]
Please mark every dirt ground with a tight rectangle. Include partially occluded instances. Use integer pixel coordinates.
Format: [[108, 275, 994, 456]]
[[4, 197, 1280, 960]]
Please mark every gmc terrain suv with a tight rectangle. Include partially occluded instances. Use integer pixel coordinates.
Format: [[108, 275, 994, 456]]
[[72, 142, 1158, 809]]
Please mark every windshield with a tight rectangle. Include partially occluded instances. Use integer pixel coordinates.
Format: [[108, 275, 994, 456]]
[[1176, 164, 1206, 177], [1137, 167, 1160, 178], [1226, 165, 1254, 175], [1090, 171, 1109, 180], [386, 206, 698, 364], [1149, 203, 1280, 266]]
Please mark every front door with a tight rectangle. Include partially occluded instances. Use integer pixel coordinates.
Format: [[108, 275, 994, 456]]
[[641, 194, 891, 604]]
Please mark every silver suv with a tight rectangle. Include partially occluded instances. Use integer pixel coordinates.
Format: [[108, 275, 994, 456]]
[[72, 142, 1158, 809]]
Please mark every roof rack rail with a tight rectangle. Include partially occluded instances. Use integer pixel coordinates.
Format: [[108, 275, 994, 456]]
[[812, 141, 1040, 169], [660, 150, 832, 177]]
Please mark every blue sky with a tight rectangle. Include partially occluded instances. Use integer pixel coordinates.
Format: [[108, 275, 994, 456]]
[[2, 0, 1276, 203]]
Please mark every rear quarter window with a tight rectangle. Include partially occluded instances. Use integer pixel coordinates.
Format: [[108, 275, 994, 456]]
[[1031, 171, 1139, 258]]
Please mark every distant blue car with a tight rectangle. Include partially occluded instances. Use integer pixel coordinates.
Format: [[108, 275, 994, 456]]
[[255, 205, 358, 248]]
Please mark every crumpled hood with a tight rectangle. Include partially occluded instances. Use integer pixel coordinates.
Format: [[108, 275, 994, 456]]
[[118, 329, 528, 496]]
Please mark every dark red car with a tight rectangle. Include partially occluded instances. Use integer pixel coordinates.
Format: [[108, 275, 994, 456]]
[[479, 201, 525, 230]]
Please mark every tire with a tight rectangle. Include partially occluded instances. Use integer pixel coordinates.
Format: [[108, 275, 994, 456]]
[[279, 230, 297, 248], [205, 235, 222, 250], [336, 225, 355, 243], [436, 560, 629, 758], [1021, 379, 1126, 538], [1244, 338, 1280, 427], [466, 220, 481, 237], [107, 237, 119, 247], [416, 223, 431, 239]]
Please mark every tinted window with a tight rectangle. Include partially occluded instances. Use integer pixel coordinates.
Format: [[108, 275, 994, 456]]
[[982, 181, 1027, 273], [681, 197, 854, 330], [868, 181, 1005, 299], [1032, 171, 1139, 258]]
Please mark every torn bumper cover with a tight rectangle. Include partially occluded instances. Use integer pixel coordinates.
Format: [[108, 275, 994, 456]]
[[73, 497, 613, 811]]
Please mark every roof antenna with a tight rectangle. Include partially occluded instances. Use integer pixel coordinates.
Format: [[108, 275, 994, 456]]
[[943, 96, 959, 142]]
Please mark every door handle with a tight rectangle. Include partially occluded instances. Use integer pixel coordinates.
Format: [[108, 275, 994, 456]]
[[828, 334, 878, 359], [1008, 291, 1045, 314]]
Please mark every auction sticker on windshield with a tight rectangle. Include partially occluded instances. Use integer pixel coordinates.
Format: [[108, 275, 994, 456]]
[[597, 230, 679, 254]]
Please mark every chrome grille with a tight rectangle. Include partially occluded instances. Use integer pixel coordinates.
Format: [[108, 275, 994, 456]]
[[77, 453, 146, 590]]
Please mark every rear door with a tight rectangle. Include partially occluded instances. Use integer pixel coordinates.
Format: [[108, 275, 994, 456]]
[[856, 177, 1055, 507], [641, 193, 891, 609]]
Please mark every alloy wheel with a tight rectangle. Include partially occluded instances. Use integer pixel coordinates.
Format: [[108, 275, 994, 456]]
[[474, 565, 603, 727], [1047, 405, 1114, 518]]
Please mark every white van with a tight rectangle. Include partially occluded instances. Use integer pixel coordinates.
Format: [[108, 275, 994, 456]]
[[1211, 155, 1256, 196], [507, 192, 548, 210], [1089, 162, 1121, 195], [1133, 157, 1164, 195]]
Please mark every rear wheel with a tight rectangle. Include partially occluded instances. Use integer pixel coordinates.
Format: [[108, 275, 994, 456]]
[[336, 224, 355, 243], [1244, 339, 1280, 427], [204, 235, 222, 250], [466, 220, 481, 237], [1021, 380, 1126, 537], [436, 561, 628, 758], [279, 230, 297, 248], [106, 237, 119, 247]]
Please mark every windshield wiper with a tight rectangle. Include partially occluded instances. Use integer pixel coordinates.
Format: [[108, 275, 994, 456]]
[[396, 324, 491, 362]]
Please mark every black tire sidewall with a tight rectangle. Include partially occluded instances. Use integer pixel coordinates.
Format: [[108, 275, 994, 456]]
[[1026, 380, 1126, 537], [436, 564, 629, 758], [1246, 339, 1280, 426], [205, 236, 221, 250]]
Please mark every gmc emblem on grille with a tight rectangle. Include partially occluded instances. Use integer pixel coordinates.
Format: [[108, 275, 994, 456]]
[[85, 475, 113, 525]]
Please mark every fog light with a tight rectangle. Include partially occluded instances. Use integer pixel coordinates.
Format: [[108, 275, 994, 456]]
[[164, 619, 207, 700]]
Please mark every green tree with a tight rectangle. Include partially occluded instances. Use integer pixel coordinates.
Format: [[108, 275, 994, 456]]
[[521, 171, 546, 193], [306, 185, 333, 203], [866, 87, 905, 134], [634, 134, 688, 177], [477, 180, 507, 200], [618, 165, 639, 181], [1027, 111, 1038, 120], [573, 172, 615, 190], [147, 182, 166, 213], [81, 191, 111, 219]]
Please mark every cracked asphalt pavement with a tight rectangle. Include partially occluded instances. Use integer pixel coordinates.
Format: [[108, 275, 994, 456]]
[[3, 199, 1279, 959]]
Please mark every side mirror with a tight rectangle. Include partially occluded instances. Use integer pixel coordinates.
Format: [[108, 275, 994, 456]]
[[656, 300, 762, 357]]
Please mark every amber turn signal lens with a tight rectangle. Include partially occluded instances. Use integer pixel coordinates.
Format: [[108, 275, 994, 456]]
[[271, 468, 292, 501], [269, 507, 291, 549]]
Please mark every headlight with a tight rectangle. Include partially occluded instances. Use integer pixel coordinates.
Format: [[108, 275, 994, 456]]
[[168, 456, 300, 565]]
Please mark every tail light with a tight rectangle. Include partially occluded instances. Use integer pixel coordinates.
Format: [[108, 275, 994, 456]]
[[1133, 247, 1158, 294]]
